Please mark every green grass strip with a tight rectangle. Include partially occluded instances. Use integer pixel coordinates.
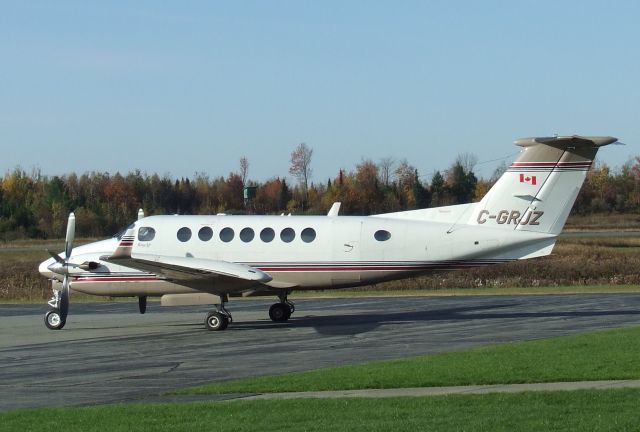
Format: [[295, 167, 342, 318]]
[[3, 389, 640, 432], [180, 325, 640, 395]]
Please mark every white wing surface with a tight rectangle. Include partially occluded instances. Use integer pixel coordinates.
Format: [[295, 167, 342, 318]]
[[103, 233, 272, 294]]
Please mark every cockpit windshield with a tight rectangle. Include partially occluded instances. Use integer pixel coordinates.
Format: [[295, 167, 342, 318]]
[[113, 223, 135, 240]]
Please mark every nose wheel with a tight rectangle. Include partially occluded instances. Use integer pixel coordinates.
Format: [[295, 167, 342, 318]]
[[44, 309, 66, 330]]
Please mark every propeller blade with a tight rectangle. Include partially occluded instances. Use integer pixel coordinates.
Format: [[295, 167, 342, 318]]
[[60, 275, 70, 321], [46, 249, 65, 264], [64, 212, 76, 259]]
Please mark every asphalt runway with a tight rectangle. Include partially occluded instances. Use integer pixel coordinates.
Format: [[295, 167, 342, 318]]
[[1, 293, 640, 411]]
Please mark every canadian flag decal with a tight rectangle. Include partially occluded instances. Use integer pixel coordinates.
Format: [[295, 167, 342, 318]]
[[519, 174, 537, 185]]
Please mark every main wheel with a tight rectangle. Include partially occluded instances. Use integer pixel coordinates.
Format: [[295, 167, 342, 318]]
[[44, 309, 66, 330], [205, 311, 229, 331], [269, 303, 291, 322]]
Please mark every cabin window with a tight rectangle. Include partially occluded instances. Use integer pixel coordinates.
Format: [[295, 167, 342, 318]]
[[374, 230, 391, 241], [301, 227, 316, 243], [240, 227, 255, 243], [219, 227, 234, 243], [177, 227, 192, 242], [260, 227, 275, 243], [138, 226, 155, 242], [198, 226, 213, 241], [280, 227, 295, 243]]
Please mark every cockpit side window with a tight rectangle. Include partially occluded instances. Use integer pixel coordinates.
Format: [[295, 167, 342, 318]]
[[138, 227, 156, 241]]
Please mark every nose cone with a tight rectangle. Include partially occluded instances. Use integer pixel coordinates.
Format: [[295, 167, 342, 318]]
[[39, 257, 56, 279]]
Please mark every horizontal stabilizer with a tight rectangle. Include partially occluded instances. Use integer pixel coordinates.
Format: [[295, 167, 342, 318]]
[[513, 135, 618, 148]]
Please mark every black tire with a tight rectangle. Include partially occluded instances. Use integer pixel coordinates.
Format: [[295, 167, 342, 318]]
[[205, 311, 229, 331], [138, 296, 147, 314], [44, 309, 66, 330], [269, 303, 291, 322]]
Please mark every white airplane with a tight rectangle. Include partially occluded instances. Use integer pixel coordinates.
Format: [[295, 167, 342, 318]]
[[38, 135, 618, 331]]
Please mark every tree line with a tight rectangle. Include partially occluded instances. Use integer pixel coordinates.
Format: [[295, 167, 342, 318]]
[[1, 144, 639, 240]]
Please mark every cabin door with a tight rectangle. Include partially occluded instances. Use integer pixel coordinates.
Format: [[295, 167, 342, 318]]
[[330, 219, 362, 286]]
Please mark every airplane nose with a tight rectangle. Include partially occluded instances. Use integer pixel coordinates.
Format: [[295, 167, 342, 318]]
[[39, 258, 55, 278]]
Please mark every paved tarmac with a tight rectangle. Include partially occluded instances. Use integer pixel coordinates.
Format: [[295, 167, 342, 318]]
[[1, 293, 640, 411]]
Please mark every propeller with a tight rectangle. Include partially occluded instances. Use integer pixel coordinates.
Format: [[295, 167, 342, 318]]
[[46, 212, 75, 324]]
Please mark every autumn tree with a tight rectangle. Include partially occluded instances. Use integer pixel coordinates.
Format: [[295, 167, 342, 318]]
[[255, 177, 290, 214], [395, 160, 423, 208], [239, 156, 249, 186], [378, 157, 395, 187], [446, 154, 478, 204], [289, 143, 313, 208], [354, 159, 384, 214], [430, 170, 447, 206]]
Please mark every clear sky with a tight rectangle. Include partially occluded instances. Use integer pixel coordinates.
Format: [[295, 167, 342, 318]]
[[1, 1, 638, 183]]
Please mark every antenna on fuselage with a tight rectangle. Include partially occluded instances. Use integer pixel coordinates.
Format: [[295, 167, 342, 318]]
[[137, 209, 145, 220], [327, 202, 341, 217]]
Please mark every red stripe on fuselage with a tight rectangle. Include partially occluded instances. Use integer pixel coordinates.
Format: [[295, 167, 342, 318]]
[[73, 276, 161, 283]]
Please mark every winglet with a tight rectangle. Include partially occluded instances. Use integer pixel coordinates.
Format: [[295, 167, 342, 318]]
[[109, 227, 136, 259]]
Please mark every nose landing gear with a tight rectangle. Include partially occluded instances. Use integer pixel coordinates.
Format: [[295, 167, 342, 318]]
[[43, 212, 74, 331], [44, 289, 67, 330], [44, 309, 65, 330]]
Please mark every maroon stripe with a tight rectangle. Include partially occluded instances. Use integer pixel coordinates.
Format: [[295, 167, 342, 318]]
[[511, 162, 557, 166], [258, 266, 424, 272], [74, 277, 161, 283], [511, 162, 591, 168], [257, 263, 496, 272]]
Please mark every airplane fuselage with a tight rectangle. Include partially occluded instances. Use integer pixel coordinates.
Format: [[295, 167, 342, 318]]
[[43, 213, 554, 297]]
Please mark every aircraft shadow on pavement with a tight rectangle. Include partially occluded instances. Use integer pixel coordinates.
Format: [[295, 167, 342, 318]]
[[227, 303, 640, 336]]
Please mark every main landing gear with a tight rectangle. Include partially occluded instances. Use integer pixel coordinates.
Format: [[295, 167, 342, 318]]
[[269, 293, 295, 323], [204, 295, 233, 331], [203, 293, 296, 331]]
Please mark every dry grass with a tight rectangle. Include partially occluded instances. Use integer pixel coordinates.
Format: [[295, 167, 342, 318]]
[[0, 239, 98, 302], [564, 213, 640, 231], [367, 235, 640, 292]]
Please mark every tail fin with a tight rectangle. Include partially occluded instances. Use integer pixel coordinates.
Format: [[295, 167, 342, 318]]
[[469, 135, 617, 235]]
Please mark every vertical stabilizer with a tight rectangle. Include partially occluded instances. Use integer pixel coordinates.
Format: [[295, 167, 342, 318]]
[[468, 135, 617, 235]]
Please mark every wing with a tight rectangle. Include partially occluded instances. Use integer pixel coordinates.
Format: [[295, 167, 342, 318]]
[[102, 232, 272, 294]]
